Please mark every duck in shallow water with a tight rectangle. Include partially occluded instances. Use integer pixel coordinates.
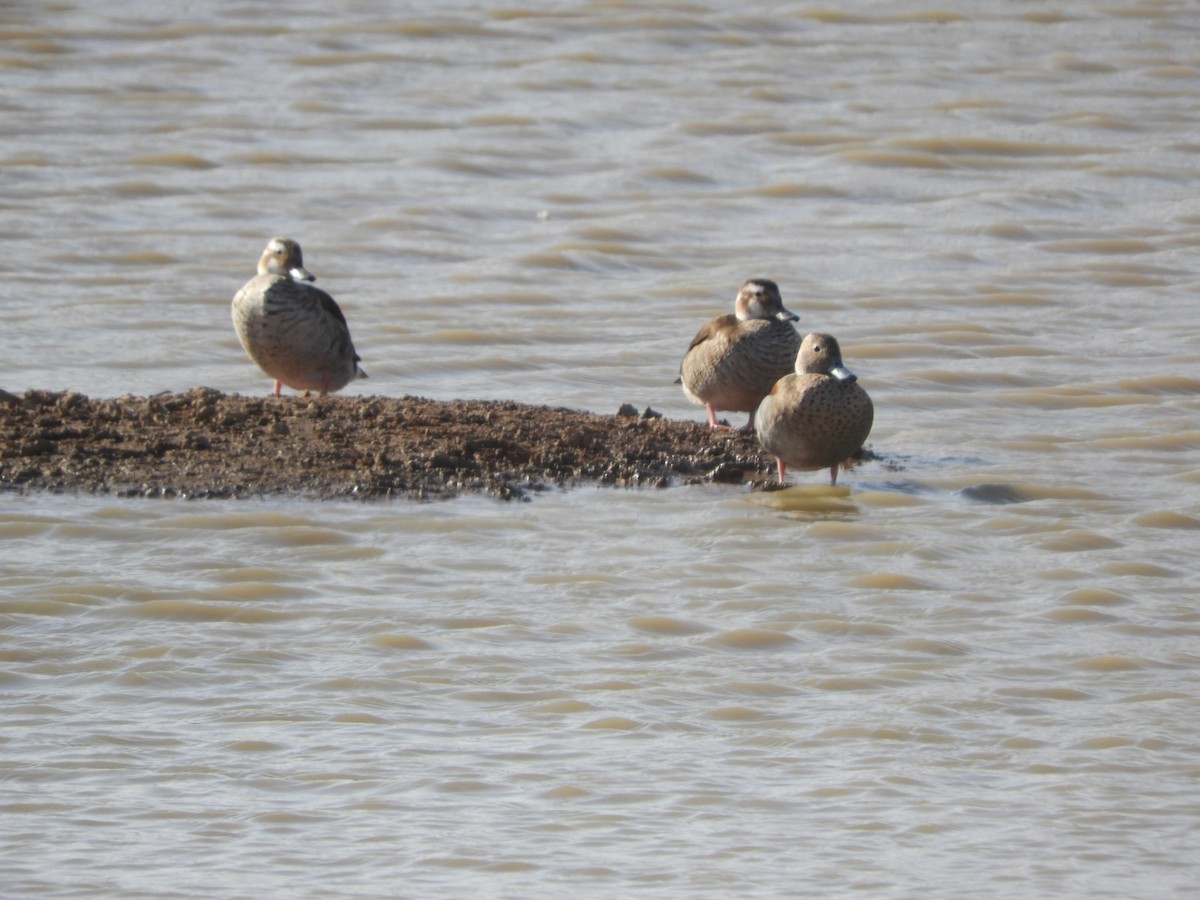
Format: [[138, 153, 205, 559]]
[[679, 278, 800, 431], [755, 332, 873, 486], [231, 237, 366, 397]]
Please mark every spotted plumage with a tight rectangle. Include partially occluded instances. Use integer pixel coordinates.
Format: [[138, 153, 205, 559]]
[[679, 278, 800, 431], [231, 237, 366, 397], [755, 332, 873, 486]]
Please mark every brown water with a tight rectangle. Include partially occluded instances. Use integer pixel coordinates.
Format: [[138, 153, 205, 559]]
[[2, 2, 1200, 897]]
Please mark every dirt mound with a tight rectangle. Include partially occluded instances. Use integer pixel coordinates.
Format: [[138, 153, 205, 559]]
[[0, 388, 779, 501]]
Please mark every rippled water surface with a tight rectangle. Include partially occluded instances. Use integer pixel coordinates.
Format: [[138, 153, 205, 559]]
[[2, 1, 1200, 897]]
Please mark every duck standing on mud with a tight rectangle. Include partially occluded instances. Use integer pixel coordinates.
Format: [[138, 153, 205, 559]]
[[679, 278, 800, 431], [232, 237, 366, 397]]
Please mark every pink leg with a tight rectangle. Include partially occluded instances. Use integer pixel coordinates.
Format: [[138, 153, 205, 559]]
[[273, 380, 283, 397], [829, 464, 838, 486], [738, 411, 755, 434], [705, 403, 726, 428], [776, 458, 787, 484]]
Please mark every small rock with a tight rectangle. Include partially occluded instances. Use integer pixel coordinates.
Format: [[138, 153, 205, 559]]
[[20, 438, 56, 457], [183, 432, 211, 451], [708, 462, 745, 484]]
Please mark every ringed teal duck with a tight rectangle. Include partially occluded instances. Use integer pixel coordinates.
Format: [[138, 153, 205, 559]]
[[679, 278, 800, 431], [232, 237, 366, 397], [755, 332, 873, 486]]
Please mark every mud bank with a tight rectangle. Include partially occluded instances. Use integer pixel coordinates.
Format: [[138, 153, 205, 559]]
[[0, 388, 808, 501]]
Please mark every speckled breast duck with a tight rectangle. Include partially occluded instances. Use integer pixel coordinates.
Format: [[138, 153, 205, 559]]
[[755, 332, 873, 486]]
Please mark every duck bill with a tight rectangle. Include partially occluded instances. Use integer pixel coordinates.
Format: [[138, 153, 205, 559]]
[[776, 307, 799, 323], [290, 266, 316, 282], [829, 365, 857, 383]]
